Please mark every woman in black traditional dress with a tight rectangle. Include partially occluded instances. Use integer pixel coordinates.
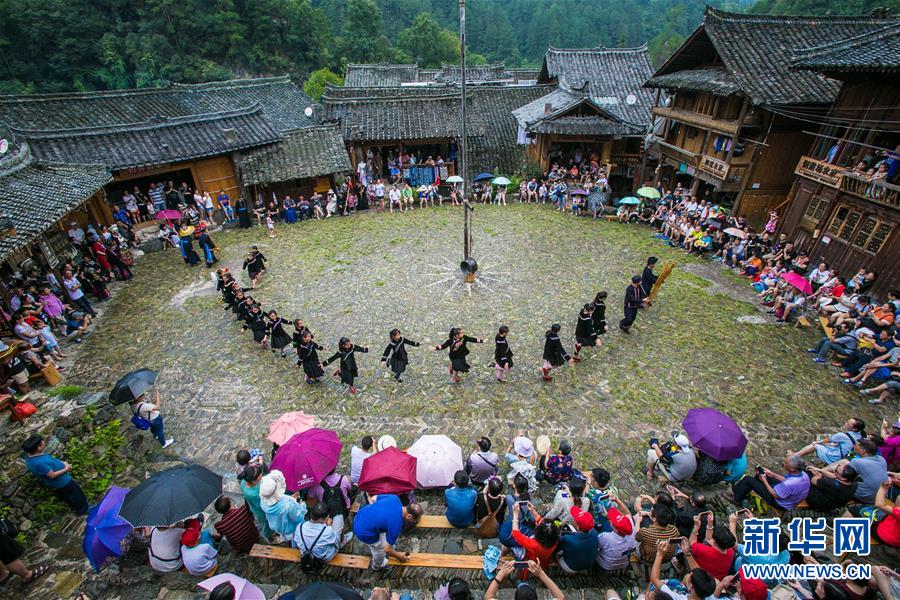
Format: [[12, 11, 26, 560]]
[[265, 310, 293, 357], [243, 246, 267, 288], [236, 296, 257, 323], [322, 337, 369, 394], [380, 328, 420, 383], [541, 323, 573, 382], [573, 303, 600, 361], [492, 325, 513, 383], [236, 198, 252, 229], [242, 305, 268, 348], [295, 329, 325, 384], [434, 328, 483, 383], [591, 291, 608, 335], [197, 223, 218, 268]]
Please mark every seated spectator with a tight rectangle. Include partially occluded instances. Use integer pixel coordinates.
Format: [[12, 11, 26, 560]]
[[510, 502, 559, 573], [212, 496, 259, 553], [731, 511, 790, 582], [465, 436, 499, 485], [596, 502, 637, 571], [844, 345, 900, 387], [689, 516, 736, 580], [647, 434, 697, 482], [669, 487, 714, 539], [635, 503, 679, 564], [293, 501, 353, 563], [586, 467, 618, 532], [259, 470, 308, 539], [791, 417, 866, 464], [543, 475, 590, 528], [444, 470, 477, 528], [147, 524, 185, 573], [556, 506, 599, 573], [723, 451, 748, 484], [727, 454, 810, 510], [180, 519, 218, 576], [849, 477, 898, 547], [473, 477, 506, 533], [840, 328, 896, 378], [809, 325, 860, 363], [877, 418, 900, 469], [484, 559, 565, 600], [350, 435, 374, 484], [539, 439, 573, 484], [352, 494, 421, 570], [825, 438, 887, 503], [859, 374, 900, 405], [650, 540, 718, 600], [505, 435, 538, 492], [805, 463, 858, 511]]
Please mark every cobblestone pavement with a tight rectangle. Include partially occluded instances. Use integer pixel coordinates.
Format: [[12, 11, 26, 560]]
[[63, 205, 893, 499]]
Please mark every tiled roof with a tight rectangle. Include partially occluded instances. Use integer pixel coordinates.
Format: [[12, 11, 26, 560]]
[[539, 46, 655, 127], [344, 64, 421, 87], [434, 63, 513, 83], [0, 76, 319, 132], [644, 67, 740, 96], [0, 143, 111, 260], [528, 115, 638, 136], [240, 125, 351, 186], [649, 8, 898, 105], [342, 63, 539, 87], [791, 22, 900, 73], [14, 105, 281, 171]]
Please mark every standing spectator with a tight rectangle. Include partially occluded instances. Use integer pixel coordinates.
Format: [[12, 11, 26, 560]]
[[21, 434, 88, 514], [130, 388, 175, 448], [239, 465, 272, 540], [465, 436, 499, 485], [259, 470, 308, 539], [444, 470, 477, 528], [148, 182, 165, 213], [352, 494, 421, 571], [212, 496, 259, 553], [306, 468, 353, 536], [350, 435, 374, 484], [62, 269, 96, 317], [0, 519, 49, 585]]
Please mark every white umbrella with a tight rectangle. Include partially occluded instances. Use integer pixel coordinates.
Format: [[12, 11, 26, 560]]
[[445, 175, 463, 183], [406, 435, 463, 488], [491, 176, 511, 186]]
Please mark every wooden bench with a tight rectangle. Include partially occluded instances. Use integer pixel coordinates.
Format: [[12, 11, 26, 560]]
[[417, 515, 474, 529], [604, 215, 618, 222], [819, 317, 834, 339]]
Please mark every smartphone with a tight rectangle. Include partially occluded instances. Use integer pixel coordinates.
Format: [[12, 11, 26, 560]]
[[739, 508, 754, 517], [755, 464, 765, 475], [513, 561, 530, 569], [649, 437, 659, 448]]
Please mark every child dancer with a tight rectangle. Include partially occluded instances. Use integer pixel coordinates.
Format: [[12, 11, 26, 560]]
[[492, 325, 513, 382], [295, 330, 325, 384], [243, 246, 267, 288], [573, 303, 601, 361], [591, 291, 608, 335], [380, 328, 420, 383], [242, 305, 268, 348], [434, 328, 483, 383], [265, 310, 293, 357], [266, 213, 276, 238], [322, 337, 369, 394], [541, 323, 573, 381]]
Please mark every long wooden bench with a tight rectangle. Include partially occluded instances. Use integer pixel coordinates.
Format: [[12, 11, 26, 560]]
[[348, 505, 471, 530]]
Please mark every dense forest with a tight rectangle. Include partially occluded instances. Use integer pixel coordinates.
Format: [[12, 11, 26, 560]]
[[0, 0, 895, 96]]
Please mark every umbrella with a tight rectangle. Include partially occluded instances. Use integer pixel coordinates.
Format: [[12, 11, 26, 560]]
[[120, 465, 222, 527], [267, 411, 316, 446], [473, 172, 494, 182], [406, 434, 463, 489], [155, 209, 182, 222], [781, 272, 813, 296], [270, 428, 342, 491], [445, 175, 463, 183], [723, 227, 747, 239], [636, 186, 661, 199], [618, 196, 641, 206], [108, 368, 158, 405], [491, 176, 511, 186], [569, 189, 589, 196], [198, 573, 265, 600], [682, 408, 748, 461], [83, 486, 132, 572], [358, 446, 417, 494], [284, 582, 364, 600]]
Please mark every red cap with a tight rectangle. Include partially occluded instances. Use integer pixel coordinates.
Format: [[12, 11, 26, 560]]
[[740, 572, 768, 600], [608, 507, 633, 536], [570, 506, 594, 532]]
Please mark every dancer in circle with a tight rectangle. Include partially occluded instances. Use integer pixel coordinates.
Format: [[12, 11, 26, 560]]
[[493, 325, 513, 383], [322, 337, 369, 395], [295, 329, 325, 384], [573, 303, 600, 361], [265, 310, 293, 357], [380, 328, 420, 383], [435, 328, 484, 383], [178, 224, 201, 266], [541, 323, 574, 382], [196, 222, 218, 268], [620, 275, 649, 334], [242, 304, 269, 348], [641, 256, 659, 299], [243, 246, 267, 288], [591, 291, 608, 335]]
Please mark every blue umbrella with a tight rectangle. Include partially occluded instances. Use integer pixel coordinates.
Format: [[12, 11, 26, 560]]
[[83, 486, 132, 572], [617, 196, 642, 206], [473, 172, 494, 182]]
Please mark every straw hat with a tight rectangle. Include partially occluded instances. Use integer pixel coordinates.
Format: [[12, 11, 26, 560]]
[[377, 435, 397, 452], [535, 435, 551, 456], [259, 470, 286, 506], [0, 341, 18, 361], [179, 225, 195, 237]]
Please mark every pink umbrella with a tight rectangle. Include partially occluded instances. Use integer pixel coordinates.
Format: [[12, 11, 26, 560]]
[[271, 428, 342, 491], [155, 209, 182, 222], [723, 227, 747, 239], [406, 434, 463, 488], [267, 411, 316, 446], [781, 272, 813, 295], [198, 573, 265, 600]]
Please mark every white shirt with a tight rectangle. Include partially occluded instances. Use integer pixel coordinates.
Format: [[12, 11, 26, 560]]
[[148, 527, 184, 572], [135, 400, 160, 421], [389, 188, 401, 203], [64, 276, 84, 300], [204, 194, 214, 209], [181, 542, 217, 575], [375, 183, 385, 197], [350, 446, 372, 483], [68, 228, 85, 243]]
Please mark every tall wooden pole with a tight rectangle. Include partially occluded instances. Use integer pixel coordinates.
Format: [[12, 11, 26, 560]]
[[460, 0, 472, 261]]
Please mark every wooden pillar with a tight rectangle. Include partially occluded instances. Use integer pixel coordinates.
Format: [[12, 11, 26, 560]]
[[638, 89, 662, 186], [727, 97, 753, 215]]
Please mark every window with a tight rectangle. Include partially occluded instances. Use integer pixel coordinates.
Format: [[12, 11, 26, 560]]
[[803, 196, 829, 223], [826, 205, 863, 242], [852, 216, 893, 254]]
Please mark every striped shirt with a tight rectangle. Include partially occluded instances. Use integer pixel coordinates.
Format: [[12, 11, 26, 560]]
[[636, 524, 679, 563], [214, 503, 259, 552]]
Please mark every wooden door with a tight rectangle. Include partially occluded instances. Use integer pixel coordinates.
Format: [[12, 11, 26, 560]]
[[191, 156, 239, 202]]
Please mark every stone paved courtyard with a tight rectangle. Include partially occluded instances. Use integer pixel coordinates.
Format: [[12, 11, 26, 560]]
[[63, 204, 890, 497]]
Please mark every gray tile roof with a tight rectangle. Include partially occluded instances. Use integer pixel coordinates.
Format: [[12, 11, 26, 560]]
[[14, 105, 282, 171], [240, 125, 351, 186], [0, 76, 319, 133], [539, 46, 655, 128], [528, 115, 639, 136], [0, 143, 110, 261], [434, 63, 513, 84], [344, 64, 421, 87], [644, 67, 740, 97], [649, 8, 897, 105], [791, 22, 900, 73]]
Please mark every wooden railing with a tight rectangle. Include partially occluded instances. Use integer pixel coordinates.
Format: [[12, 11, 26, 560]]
[[795, 155, 843, 188], [698, 154, 730, 180], [840, 173, 900, 209]]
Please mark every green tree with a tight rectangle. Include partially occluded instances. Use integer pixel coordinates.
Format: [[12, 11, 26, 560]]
[[396, 13, 459, 68], [338, 0, 396, 64], [304, 67, 343, 99]]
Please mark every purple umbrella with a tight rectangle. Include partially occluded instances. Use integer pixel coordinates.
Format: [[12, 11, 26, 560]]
[[83, 486, 132, 572], [271, 428, 342, 491], [682, 408, 747, 461]]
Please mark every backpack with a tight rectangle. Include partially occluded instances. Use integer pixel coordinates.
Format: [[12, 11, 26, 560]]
[[475, 491, 502, 539], [299, 525, 327, 574], [321, 476, 347, 518]]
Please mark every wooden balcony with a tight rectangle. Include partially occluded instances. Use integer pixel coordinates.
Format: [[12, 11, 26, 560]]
[[698, 154, 730, 181], [653, 136, 699, 168], [652, 106, 741, 136], [840, 173, 900, 209], [795, 155, 843, 188]]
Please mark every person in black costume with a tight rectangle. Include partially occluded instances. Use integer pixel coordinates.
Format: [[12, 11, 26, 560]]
[[295, 329, 325, 384], [591, 291, 608, 335], [322, 337, 369, 394], [178, 225, 201, 266], [243, 246, 267, 288], [620, 276, 649, 333], [236, 198, 252, 228], [573, 303, 600, 360], [291, 319, 310, 349], [541, 323, 574, 381], [265, 311, 293, 357], [236, 296, 256, 323], [380, 328, 420, 382], [641, 256, 659, 299], [492, 325, 513, 383], [197, 224, 218, 268], [434, 328, 483, 383], [242, 305, 268, 348]]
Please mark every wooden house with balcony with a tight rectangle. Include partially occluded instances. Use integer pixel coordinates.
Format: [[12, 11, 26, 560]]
[[778, 22, 900, 298], [644, 7, 894, 228]]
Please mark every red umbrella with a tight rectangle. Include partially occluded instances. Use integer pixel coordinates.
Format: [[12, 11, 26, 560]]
[[270, 428, 342, 491], [357, 447, 417, 495], [781, 272, 813, 296]]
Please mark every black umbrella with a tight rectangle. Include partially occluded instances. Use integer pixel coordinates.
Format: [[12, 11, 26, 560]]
[[108, 368, 158, 405], [120, 465, 222, 527], [472, 172, 494, 182], [284, 583, 364, 600]]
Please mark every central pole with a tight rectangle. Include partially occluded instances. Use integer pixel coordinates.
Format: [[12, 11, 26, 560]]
[[459, 0, 471, 262]]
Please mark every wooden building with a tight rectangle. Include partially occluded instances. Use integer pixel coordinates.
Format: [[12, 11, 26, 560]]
[[778, 22, 900, 298], [512, 46, 655, 191], [644, 8, 894, 228]]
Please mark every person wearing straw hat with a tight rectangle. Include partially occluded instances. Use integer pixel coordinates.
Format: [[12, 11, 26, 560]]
[[259, 470, 307, 540], [178, 224, 200, 266]]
